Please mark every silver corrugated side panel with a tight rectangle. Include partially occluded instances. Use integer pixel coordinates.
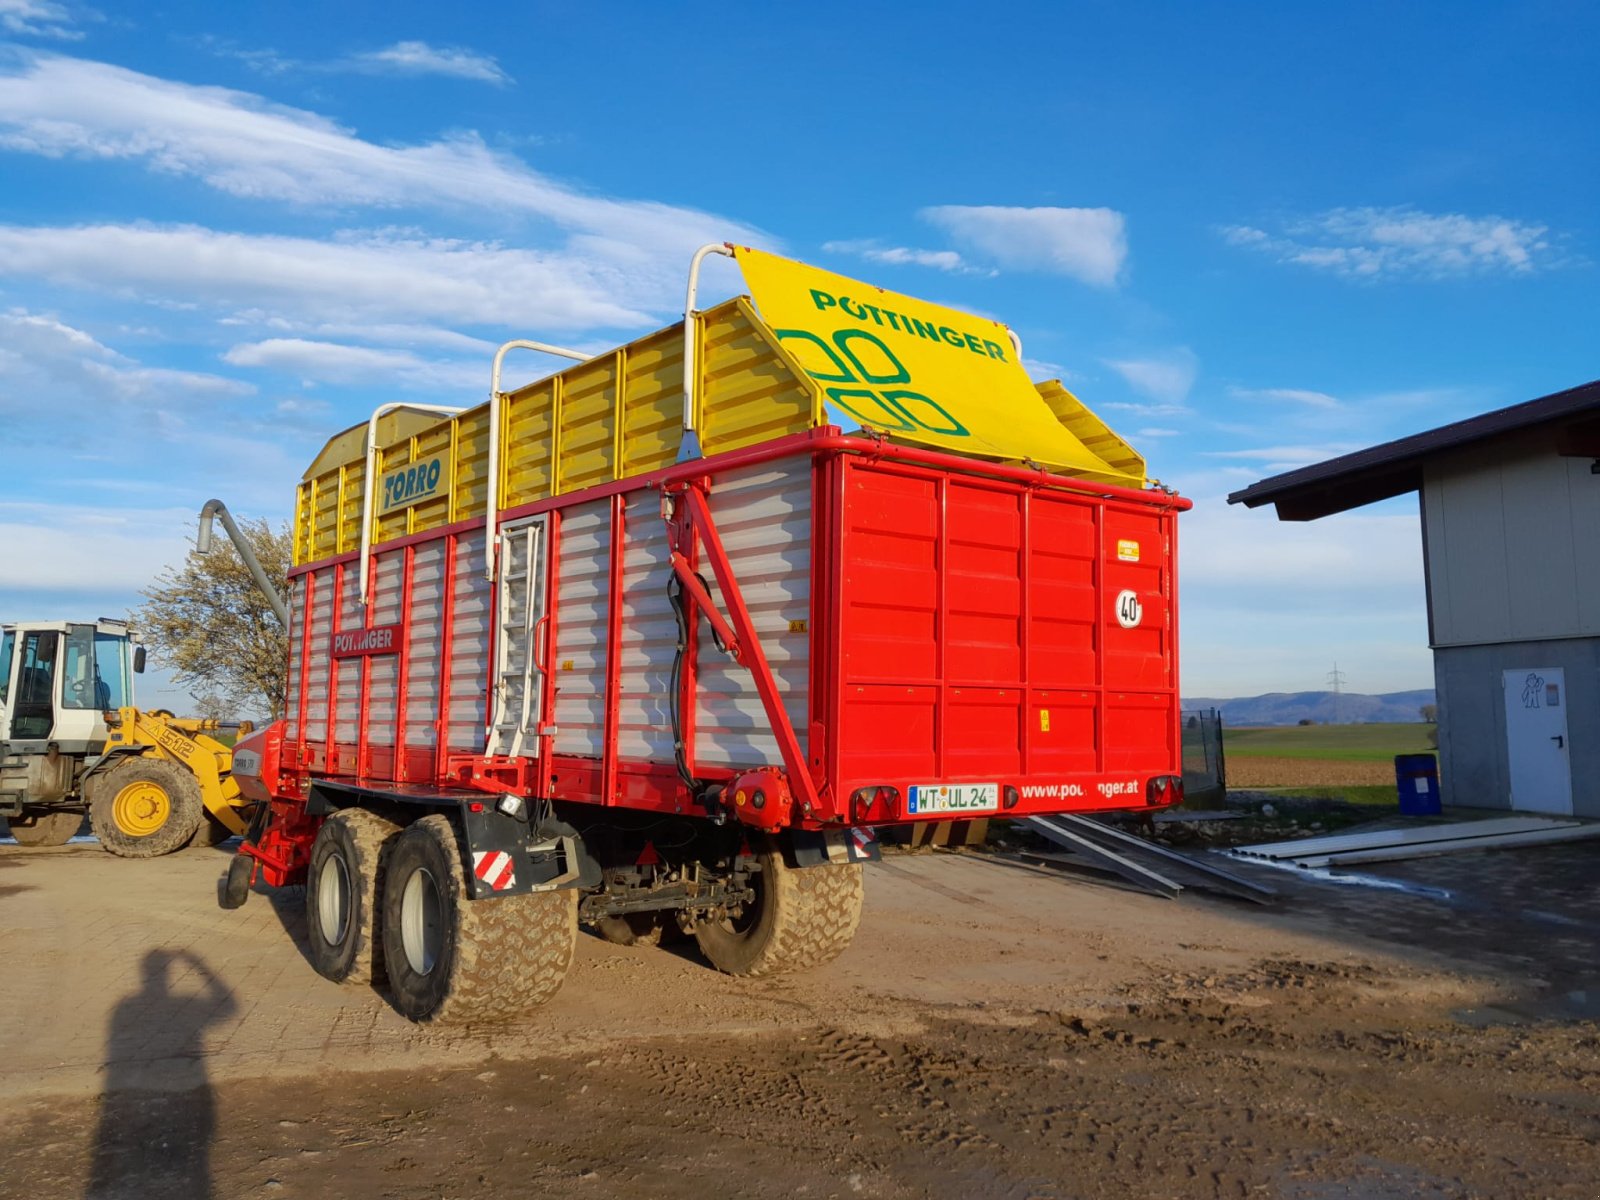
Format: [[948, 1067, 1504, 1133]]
[[552, 500, 611, 758], [615, 496, 678, 763], [406, 539, 447, 749], [333, 564, 362, 744], [301, 566, 334, 744], [692, 460, 812, 770], [284, 575, 307, 742], [366, 552, 404, 748], [447, 531, 490, 752]]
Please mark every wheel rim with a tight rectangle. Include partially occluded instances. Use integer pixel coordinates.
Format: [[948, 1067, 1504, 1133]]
[[112, 780, 171, 837], [400, 866, 443, 976], [716, 869, 765, 939], [317, 851, 352, 947]]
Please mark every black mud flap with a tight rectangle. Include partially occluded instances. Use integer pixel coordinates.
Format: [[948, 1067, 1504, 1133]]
[[788, 826, 881, 868], [459, 805, 601, 900]]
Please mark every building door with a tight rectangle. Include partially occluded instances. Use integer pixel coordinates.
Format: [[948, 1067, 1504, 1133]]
[[1503, 668, 1573, 816]]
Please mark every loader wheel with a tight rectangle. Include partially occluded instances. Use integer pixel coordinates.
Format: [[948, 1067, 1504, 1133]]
[[90, 760, 203, 858], [381, 814, 577, 1024], [187, 814, 237, 849], [306, 808, 401, 986], [693, 843, 863, 978], [5, 810, 83, 847]]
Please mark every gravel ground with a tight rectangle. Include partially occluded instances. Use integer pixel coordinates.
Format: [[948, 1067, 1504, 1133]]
[[1, 834, 1596, 1199]]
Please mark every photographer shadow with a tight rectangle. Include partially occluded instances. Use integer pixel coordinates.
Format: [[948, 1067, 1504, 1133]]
[[87, 948, 237, 1199]]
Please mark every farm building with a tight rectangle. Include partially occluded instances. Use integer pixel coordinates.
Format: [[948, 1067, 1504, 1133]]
[[1229, 379, 1600, 819]]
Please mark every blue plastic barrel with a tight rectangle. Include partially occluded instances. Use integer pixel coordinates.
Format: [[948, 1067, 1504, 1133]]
[[1394, 754, 1441, 815]]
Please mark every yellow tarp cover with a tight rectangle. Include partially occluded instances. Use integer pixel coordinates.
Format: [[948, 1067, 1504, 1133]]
[[734, 247, 1144, 484]]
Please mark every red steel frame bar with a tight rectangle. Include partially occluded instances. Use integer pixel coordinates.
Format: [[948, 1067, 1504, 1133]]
[[538, 509, 565, 798], [433, 533, 457, 779], [600, 498, 624, 805], [396, 544, 415, 780], [323, 561, 341, 772], [670, 483, 825, 819]]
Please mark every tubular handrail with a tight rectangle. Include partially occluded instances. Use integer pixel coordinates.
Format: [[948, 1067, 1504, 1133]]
[[484, 340, 594, 581], [678, 242, 736, 463], [358, 403, 467, 606]]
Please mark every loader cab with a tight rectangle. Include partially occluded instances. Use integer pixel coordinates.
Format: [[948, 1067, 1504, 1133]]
[[0, 620, 141, 750]]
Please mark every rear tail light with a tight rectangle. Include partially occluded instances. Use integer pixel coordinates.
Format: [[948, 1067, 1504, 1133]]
[[1145, 775, 1183, 807], [850, 785, 900, 824], [1003, 785, 1020, 810]]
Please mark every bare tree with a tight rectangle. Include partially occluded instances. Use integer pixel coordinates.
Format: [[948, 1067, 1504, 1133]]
[[134, 518, 290, 718]]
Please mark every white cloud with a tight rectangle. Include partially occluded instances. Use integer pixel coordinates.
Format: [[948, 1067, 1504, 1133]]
[[224, 338, 484, 391], [0, 309, 252, 413], [0, 501, 195, 592], [0, 223, 657, 331], [1229, 386, 1342, 410], [1180, 499, 1422, 591], [1103, 349, 1197, 404], [344, 41, 511, 86], [1202, 443, 1364, 473], [1101, 400, 1189, 417], [822, 239, 975, 274], [222, 316, 498, 354], [1137, 427, 1181, 438], [920, 205, 1127, 286], [0, 0, 84, 39], [1223, 207, 1558, 279], [0, 54, 763, 258]]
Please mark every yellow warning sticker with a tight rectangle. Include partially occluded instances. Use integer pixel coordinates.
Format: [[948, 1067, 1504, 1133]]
[[1116, 539, 1141, 562], [1039, 709, 1051, 732]]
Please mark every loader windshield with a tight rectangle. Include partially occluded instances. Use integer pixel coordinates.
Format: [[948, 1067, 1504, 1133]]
[[60, 626, 128, 711]]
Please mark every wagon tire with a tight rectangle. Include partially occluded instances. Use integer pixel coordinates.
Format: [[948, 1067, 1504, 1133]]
[[90, 759, 203, 859], [381, 814, 577, 1024], [694, 843, 863, 978], [5, 810, 83, 847], [306, 808, 402, 986]]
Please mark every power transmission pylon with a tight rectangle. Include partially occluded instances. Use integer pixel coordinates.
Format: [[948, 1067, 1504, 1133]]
[[1326, 663, 1347, 725]]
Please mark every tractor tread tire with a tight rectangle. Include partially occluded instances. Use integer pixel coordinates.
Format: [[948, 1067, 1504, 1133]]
[[383, 814, 576, 1025], [695, 848, 863, 978], [6, 810, 83, 847], [89, 759, 203, 859], [307, 808, 402, 986]]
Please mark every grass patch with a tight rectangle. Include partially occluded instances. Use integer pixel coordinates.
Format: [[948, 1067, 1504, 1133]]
[[1225, 722, 1434, 762]]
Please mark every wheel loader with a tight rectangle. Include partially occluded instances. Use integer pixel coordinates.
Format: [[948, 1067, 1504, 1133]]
[[0, 618, 255, 855]]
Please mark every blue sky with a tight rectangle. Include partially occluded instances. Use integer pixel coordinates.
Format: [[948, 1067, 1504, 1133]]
[[1, 0, 1594, 710]]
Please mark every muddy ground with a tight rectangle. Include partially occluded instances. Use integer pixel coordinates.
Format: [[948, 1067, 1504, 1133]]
[[2, 833, 1597, 1199]]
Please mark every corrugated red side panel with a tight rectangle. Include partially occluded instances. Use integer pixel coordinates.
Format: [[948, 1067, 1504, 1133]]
[[830, 457, 1178, 811]]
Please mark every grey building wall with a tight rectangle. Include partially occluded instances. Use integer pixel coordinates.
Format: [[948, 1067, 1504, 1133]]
[[1422, 428, 1600, 648], [1435, 636, 1600, 818]]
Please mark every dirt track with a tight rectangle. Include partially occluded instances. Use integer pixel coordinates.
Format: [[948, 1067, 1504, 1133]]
[[2, 838, 1597, 1198]]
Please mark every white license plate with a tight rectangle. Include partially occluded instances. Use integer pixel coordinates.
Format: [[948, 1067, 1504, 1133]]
[[907, 783, 999, 815]]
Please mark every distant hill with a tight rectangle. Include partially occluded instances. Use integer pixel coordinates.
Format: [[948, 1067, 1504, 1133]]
[[1182, 690, 1435, 727]]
